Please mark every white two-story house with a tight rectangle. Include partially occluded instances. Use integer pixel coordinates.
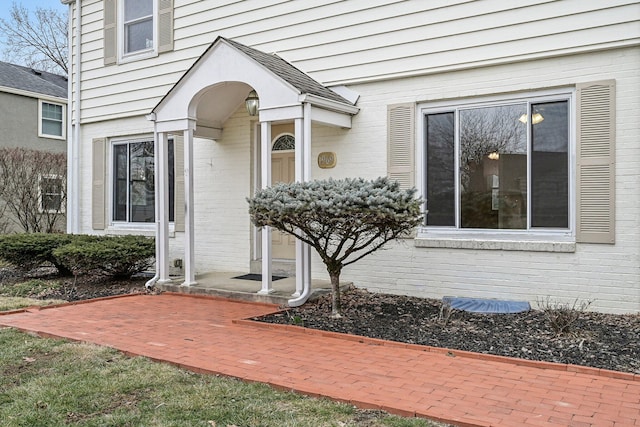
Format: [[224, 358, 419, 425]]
[[62, 0, 640, 314]]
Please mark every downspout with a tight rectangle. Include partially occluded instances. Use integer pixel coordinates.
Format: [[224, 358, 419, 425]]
[[288, 102, 313, 307], [145, 218, 161, 289], [145, 113, 160, 289], [62, 0, 81, 234], [287, 236, 311, 307]]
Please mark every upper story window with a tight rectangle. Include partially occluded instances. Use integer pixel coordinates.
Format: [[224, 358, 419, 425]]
[[123, 0, 153, 55], [39, 101, 65, 139], [421, 92, 572, 235], [103, 0, 174, 65]]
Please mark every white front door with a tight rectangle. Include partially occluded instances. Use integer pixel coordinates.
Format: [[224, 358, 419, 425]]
[[271, 148, 296, 259]]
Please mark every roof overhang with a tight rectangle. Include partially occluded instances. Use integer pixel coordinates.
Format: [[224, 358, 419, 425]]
[[0, 85, 67, 104], [150, 37, 358, 134]]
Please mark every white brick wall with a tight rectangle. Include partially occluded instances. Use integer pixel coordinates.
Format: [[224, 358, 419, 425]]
[[77, 47, 639, 314], [324, 47, 640, 314]]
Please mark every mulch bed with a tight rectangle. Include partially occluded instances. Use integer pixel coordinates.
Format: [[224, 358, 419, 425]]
[[256, 287, 640, 375], [0, 266, 149, 301], [2, 267, 639, 374]]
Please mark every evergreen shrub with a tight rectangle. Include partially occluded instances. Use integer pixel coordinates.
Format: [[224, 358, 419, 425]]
[[0, 233, 73, 274], [52, 235, 155, 278]]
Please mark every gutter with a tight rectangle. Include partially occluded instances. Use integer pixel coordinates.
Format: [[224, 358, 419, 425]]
[[0, 85, 66, 103]]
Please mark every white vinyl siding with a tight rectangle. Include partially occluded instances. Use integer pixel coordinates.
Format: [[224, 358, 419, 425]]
[[79, 0, 638, 122]]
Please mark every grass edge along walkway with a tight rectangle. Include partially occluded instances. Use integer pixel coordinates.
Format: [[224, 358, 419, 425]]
[[0, 327, 444, 427]]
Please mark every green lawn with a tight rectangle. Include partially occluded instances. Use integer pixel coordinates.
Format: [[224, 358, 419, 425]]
[[0, 279, 67, 311], [0, 328, 444, 426], [0, 296, 67, 311]]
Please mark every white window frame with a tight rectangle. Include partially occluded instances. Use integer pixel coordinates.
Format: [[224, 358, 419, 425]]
[[38, 100, 65, 139], [416, 88, 576, 244], [108, 136, 174, 231], [118, 0, 158, 63], [39, 174, 65, 213], [110, 137, 154, 226]]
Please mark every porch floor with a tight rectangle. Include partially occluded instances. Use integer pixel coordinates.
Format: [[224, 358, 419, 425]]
[[155, 271, 341, 306]]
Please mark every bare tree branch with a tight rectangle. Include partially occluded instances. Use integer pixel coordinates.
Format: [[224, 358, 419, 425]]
[[0, 2, 68, 75], [0, 148, 67, 233]]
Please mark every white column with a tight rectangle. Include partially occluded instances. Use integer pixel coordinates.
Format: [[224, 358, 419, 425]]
[[259, 120, 273, 294], [157, 131, 171, 283], [288, 104, 313, 305], [182, 124, 197, 286]]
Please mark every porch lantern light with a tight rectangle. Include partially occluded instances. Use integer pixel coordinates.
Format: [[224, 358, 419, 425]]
[[245, 90, 259, 116]]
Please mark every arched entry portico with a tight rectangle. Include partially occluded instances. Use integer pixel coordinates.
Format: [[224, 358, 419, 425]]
[[146, 37, 358, 306]]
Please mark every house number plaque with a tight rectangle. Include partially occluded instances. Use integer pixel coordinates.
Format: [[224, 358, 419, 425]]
[[318, 152, 337, 169]]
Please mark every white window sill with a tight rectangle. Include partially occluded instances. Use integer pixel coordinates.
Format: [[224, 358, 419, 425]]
[[119, 49, 157, 64], [415, 232, 576, 253], [107, 223, 175, 238], [39, 134, 65, 140]]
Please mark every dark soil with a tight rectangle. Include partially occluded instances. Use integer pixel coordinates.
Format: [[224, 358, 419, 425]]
[[257, 287, 640, 375], [0, 266, 150, 301], [2, 267, 639, 375]]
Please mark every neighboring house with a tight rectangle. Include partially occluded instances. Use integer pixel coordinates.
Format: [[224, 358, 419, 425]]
[[63, 0, 639, 314], [0, 61, 68, 233]]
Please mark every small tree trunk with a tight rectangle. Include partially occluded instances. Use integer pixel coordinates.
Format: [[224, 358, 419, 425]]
[[329, 270, 342, 319]]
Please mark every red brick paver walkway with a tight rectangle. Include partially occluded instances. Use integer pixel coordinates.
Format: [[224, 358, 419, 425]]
[[1, 293, 638, 426]]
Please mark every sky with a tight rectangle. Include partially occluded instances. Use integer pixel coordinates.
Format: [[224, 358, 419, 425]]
[[0, 0, 68, 25], [0, 0, 69, 70]]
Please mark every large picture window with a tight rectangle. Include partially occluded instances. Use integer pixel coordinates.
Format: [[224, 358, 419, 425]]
[[423, 95, 570, 232], [112, 139, 174, 223]]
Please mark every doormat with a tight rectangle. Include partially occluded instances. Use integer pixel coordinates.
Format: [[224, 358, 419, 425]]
[[232, 274, 286, 281]]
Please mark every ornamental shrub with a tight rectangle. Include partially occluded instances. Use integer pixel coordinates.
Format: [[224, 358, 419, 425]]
[[248, 177, 423, 317], [0, 233, 73, 274], [52, 235, 155, 278]]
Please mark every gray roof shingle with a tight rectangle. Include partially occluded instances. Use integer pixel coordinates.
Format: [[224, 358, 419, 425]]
[[223, 37, 351, 105], [0, 61, 67, 99]]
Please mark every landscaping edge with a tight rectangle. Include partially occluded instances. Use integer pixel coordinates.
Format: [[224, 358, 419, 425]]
[[233, 314, 640, 383]]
